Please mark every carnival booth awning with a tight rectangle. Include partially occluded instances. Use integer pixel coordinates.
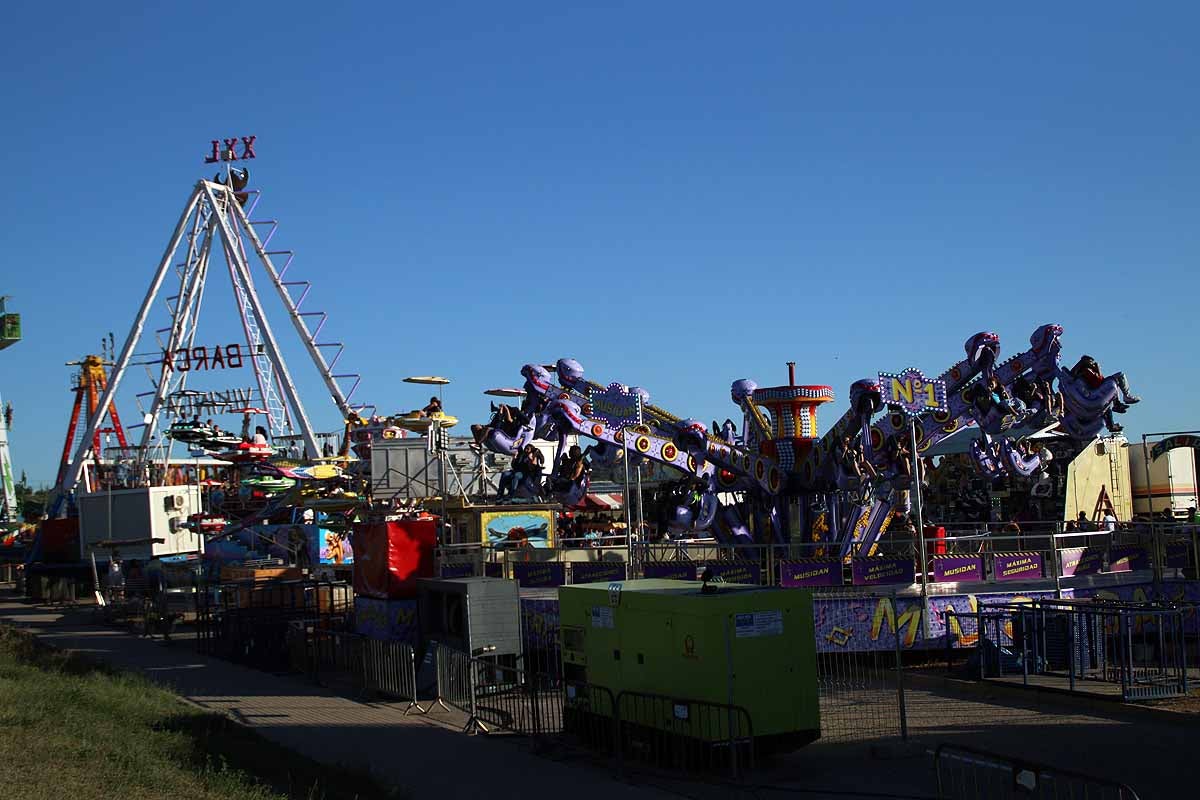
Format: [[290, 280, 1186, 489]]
[[582, 493, 623, 510]]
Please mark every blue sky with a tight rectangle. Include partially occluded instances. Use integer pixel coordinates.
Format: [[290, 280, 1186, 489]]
[[2, 3, 1197, 485]]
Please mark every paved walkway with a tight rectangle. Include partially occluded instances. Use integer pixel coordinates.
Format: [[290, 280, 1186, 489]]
[[4, 591, 1196, 799]]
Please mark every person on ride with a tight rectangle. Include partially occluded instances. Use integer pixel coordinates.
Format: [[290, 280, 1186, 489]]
[[553, 445, 587, 492], [421, 396, 443, 417], [835, 436, 861, 479], [498, 444, 542, 500], [888, 435, 913, 481], [985, 376, 1020, 419], [253, 425, 269, 446], [471, 403, 527, 451], [1043, 379, 1064, 418], [1070, 355, 1140, 433], [687, 477, 706, 518], [1012, 377, 1047, 416], [838, 435, 877, 483]]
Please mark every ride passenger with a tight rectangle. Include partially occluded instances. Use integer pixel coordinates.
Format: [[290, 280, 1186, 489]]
[[1070, 355, 1140, 433], [552, 445, 587, 491], [888, 435, 912, 481]]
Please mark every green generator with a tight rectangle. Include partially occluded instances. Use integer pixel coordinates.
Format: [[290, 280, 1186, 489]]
[[559, 579, 820, 754]]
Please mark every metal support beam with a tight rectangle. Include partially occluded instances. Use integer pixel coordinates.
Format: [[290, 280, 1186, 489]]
[[203, 182, 320, 458], [62, 185, 204, 496], [135, 208, 216, 460]]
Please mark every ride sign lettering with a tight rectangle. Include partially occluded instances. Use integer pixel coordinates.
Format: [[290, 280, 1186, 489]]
[[877, 368, 948, 416], [162, 343, 244, 372], [204, 136, 257, 163]]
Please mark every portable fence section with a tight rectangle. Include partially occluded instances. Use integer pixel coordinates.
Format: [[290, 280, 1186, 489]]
[[196, 579, 352, 672], [286, 621, 424, 711], [433, 642, 563, 737], [614, 690, 754, 780], [428, 643, 752, 779], [814, 592, 907, 742], [935, 743, 1142, 800], [952, 598, 1192, 701], [561, 681, 618, 755]]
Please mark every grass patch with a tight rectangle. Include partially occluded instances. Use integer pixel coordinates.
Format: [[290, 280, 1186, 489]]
[[0, 625, 406, 800]]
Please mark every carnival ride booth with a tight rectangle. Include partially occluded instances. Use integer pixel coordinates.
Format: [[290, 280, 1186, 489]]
[[559, 579, 820, 756], [559, 492, 626, 546]]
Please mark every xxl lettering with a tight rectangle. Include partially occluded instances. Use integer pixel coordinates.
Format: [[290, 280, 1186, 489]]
[[203, 136, 256, 164]]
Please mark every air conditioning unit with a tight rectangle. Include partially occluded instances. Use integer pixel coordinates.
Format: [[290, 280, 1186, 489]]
[[165, 494, 186, 511]]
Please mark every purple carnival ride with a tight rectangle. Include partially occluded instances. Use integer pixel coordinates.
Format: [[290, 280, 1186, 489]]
[[804, 324, 1139, 557], [473, 324, 1138, 555]]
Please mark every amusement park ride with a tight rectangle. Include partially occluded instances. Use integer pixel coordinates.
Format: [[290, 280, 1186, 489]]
[[32, 140, 469, 567], [475, 324, 1140, 557], [0, 296, 21, 523], [23, 138, 1143, 574], [47, 352, 130, 509]]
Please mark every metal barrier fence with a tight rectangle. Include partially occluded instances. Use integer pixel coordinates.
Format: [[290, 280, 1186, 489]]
[[949, 598, 1192, 701], [439, 521, 1198, 590], [816, 593, 908, 742], [286, 621, 425, 712], [615, 690, 754, 779], [935, 743, 1142, 799], [561, 681, 618, 754], [431, 642, 754, 779], [432, 642, 562, 737], [196, 579, 352, 672]]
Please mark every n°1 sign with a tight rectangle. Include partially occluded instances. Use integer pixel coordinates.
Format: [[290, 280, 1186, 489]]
[[878, 368, 948, 416]]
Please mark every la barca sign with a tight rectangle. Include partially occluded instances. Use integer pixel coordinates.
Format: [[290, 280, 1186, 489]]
[[162, 343, 245, 372]]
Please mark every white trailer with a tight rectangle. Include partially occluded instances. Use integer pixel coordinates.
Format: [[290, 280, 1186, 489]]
[[77, 485, 203, 561], [1129, 442, 1198, 517]]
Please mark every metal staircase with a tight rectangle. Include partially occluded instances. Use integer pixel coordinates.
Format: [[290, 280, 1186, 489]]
[[224, 223, 292, 438], [235, 195, 372, 421]]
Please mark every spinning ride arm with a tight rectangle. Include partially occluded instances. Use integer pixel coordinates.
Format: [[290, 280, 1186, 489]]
[[820, 326, 1065, 557]]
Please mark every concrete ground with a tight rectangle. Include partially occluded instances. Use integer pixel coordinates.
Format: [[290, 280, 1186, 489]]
[[2, 591, 1195, 799]]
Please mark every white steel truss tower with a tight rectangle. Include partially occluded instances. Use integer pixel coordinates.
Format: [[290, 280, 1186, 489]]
[[60, 178, 369, 497]]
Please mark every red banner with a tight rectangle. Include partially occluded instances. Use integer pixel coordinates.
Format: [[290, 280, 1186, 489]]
[[350, 518, 436, 599]]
